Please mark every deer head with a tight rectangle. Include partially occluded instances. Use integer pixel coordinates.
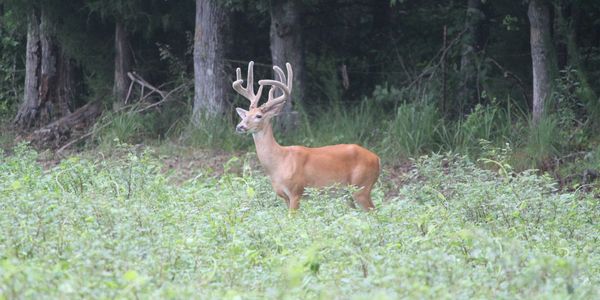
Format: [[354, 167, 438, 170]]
[[233, 61, 293, 134]]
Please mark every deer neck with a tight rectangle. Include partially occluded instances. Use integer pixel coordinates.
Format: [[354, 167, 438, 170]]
[[252, 122, 285, 175]]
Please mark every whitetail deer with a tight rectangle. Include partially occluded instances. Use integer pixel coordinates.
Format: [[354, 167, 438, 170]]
[[233, 61, 380, 211]]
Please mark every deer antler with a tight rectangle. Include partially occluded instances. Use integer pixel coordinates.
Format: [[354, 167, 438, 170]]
[[258, 63, 293, 110], [232, 61, 264, 109]]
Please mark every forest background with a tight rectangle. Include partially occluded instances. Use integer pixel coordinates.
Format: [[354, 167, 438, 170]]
[[1, 0, 600, 187]]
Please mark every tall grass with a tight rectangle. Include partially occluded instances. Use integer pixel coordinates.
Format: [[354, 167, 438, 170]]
[[285, 100, 385, 149], [524, 115, 561, 167], [382, 102, 439, 158], [437, 100, 522, 156], [82, 79, 592, 172], [180, 112, 253, 151], [171, 97, 559, 169], [95, 112, 149, 147]]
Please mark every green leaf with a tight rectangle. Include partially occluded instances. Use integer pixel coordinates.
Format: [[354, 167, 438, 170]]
[[123, 270, 138, 282]]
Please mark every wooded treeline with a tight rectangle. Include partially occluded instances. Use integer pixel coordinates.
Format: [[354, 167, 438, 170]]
[[1, 0, 600, 153]]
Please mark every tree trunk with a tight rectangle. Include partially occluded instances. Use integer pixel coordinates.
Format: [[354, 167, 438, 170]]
[[14, 9, 41, 128], [459, 0, 488, 113], [113, 20, 131, 107], [192, 0, 229, 126], [14, 7, 72, 129], [270, 0, 305, 131], [528, 0, 555, 124]]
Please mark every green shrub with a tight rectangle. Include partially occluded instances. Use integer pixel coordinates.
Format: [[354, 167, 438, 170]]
[[2, 145, 597, 298], [438, 102, 514, 155], [96, 112, 148, 146], [382, 102, 439, 158], [524, 115, 562, 167]]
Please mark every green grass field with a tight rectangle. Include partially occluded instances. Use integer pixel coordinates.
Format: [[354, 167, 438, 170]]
[[1, 144, 599, 299]]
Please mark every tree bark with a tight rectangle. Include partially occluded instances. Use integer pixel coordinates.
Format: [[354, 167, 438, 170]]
[[270, 0, 305, 130], [528, 0, 555, 124], [14, 7, 72, 129], [113, 20, 131, 107], [459, 0, 488, 112], [192, 0, 229, 126], [14, 9, 41, 128]]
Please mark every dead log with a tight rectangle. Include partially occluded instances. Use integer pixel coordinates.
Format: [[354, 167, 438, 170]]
[[26, 72, 185, 153], [27, 101, 102, 149]]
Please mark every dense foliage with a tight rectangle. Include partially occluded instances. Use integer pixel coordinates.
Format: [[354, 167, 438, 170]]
[[1, 144, 598, 298], [0, 1, 598, 170]]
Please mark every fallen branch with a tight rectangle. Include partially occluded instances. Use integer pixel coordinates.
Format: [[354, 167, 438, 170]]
[[55, 75, 187, 154], [131, 83, 187, 114], [125, 71, 167, 103]]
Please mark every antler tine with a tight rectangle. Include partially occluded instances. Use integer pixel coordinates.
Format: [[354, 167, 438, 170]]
[[273, 65, 285, 82], [258, 62, 293, 108], [235, 67, 242, 81], [232, 61, 262, 109], [259, 80, 289, 107], [285, 62, 293, 92], [246, 61, 254, 95]]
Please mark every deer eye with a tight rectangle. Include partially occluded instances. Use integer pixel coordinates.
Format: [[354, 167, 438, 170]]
[[255, 114, 263, 119]]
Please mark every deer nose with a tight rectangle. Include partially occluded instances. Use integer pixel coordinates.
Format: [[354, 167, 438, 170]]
[[236, 124, 247, 133]]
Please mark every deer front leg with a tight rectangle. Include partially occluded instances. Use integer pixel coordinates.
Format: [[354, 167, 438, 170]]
[[289, 194, 301, 211], [274, 181, 303, 212], [276, 191, 290, 207], [287, 184, 305, 212], [273, 181, 304, 210], [273, 183, 291, 208]]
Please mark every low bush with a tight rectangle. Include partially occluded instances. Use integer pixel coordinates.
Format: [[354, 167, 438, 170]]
[[1, 144, 598, 298]]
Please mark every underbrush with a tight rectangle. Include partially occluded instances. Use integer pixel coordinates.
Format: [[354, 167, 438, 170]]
[[1, 144, 598, 298], [80, 74, 599, 184], [0, 121, 16, 150]]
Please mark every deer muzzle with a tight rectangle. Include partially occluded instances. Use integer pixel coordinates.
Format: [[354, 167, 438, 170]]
[[236, 124, 248, 134]]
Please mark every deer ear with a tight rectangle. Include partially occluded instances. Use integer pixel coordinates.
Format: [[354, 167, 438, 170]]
[[236, 108, 248, 118]]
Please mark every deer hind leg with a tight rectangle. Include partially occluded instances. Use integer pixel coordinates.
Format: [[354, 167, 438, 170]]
[[353, 186, 375, 211], [351, 160, 380, 211], [351, 174, 378, 211]]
